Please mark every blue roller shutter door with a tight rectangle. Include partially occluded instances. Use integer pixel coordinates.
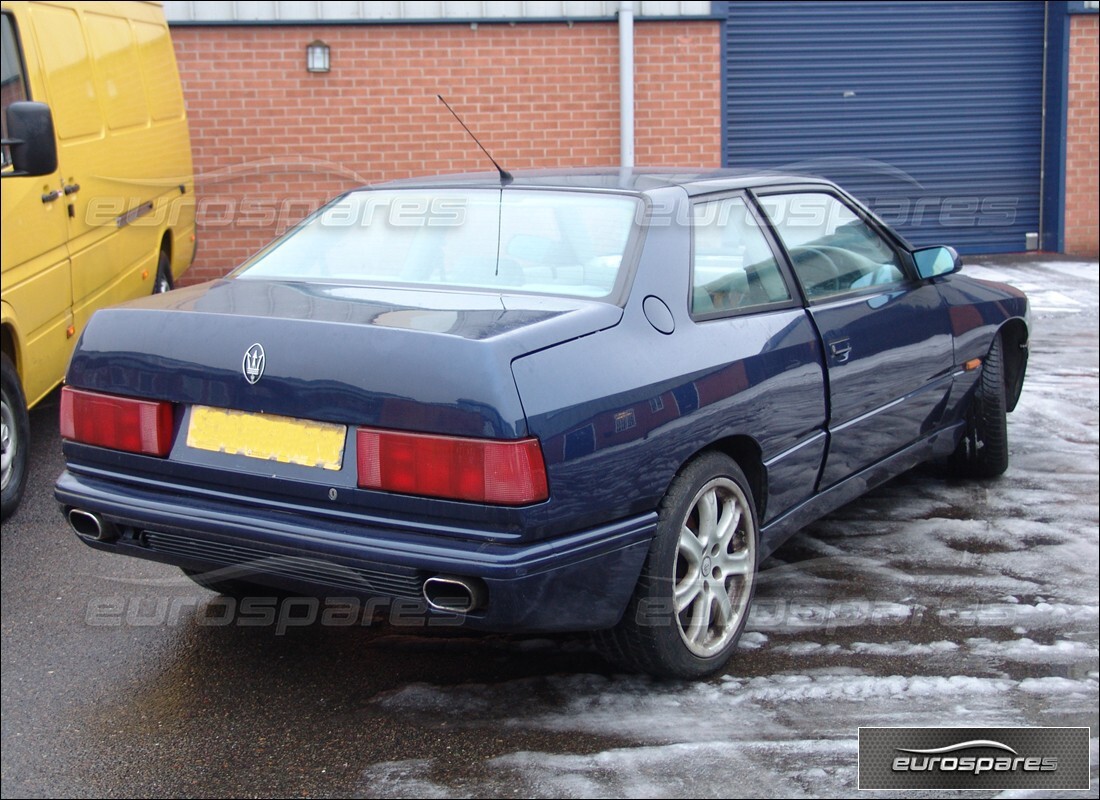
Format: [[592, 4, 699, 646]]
[[723, 1, 1045, 253]]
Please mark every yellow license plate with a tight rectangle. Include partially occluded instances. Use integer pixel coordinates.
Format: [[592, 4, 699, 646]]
[[186, 406, 346, 470]]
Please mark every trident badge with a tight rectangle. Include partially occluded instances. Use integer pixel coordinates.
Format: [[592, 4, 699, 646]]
[[243, 343, 266, 385]]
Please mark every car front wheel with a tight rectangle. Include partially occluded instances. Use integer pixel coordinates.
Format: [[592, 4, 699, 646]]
[[597, 451, 758, 678], [952, 333, 1009, 478]]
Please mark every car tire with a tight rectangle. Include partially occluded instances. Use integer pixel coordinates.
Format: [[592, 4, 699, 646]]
[[596, 451, 758, 679], [1, 353, 30, 522], [952, 333, 1009, 479], [181, 567, 290, 599], [153, 249, 173, 294]]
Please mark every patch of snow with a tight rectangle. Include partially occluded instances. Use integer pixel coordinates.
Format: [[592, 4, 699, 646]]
[[966, 637, 1098, 663], [738, 631, 768, 650]]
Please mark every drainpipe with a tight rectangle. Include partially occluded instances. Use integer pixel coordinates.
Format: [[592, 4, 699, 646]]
[[619, 0, 635, 169]]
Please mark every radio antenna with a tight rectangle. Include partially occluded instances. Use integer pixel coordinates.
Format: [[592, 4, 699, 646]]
[[437, 95, 513, 186]]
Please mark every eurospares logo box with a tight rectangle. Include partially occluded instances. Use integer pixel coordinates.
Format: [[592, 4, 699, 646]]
[[858, 727, 1090, 790]]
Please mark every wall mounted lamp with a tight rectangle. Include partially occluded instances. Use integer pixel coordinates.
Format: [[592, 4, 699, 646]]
[[306, 40, 330, 73]]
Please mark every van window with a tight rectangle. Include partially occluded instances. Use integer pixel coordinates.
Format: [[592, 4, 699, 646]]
[[32, 3, 100, 140], [134, 21, 183, 121], [85, 11, 147, 130], [1, 13, 30, 168]]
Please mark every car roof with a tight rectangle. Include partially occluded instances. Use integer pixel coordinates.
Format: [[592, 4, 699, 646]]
[[371, 168, 835, 197]]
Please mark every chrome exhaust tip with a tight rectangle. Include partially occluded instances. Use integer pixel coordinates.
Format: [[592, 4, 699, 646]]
[[67, 509, 116, 542], [423, 575, 487, 614]]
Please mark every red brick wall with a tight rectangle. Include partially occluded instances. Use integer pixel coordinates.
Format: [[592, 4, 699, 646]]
[[1065, 13, 1099, 257], [171, 21, 722, 284]]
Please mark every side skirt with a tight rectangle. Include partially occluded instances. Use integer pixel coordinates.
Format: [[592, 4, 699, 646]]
[[758, 420, 964, 559]]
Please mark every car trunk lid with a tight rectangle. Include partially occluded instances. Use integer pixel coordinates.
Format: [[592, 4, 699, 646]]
[[66, 279, 622, 440]]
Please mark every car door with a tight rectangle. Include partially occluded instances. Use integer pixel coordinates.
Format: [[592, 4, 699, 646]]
[[686, 192, 828, 521], [753, 188, 955, 489]]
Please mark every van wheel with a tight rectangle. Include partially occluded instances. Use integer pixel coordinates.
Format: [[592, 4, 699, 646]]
[[1, 353, 30, 522], [595, 452, 758, 678], [153, 249, 173, 294]]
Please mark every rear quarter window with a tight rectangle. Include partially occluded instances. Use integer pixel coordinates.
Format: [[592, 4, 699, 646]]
[[691, 195, 792, 317]]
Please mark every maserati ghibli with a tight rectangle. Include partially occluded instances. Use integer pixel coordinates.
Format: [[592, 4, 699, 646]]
[[56, 170, 1029, 678]]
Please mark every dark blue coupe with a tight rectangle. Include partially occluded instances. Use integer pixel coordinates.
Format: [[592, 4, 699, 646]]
[[56, 171, 1029, 678]]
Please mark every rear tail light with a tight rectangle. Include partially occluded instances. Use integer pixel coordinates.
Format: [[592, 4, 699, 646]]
[[60, 387, 174, 457], [356, 427, 548, 505]]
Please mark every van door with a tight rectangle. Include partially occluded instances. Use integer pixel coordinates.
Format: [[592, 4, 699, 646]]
[[1, 9, 74, 408], [25, 2, 150, 339]]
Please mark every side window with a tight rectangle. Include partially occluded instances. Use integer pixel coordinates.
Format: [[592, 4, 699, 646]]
[[691, 196, 791, 316], [33, 3, 100, 140], [758, 192, 905, 300], [1, 13, 30, 168]]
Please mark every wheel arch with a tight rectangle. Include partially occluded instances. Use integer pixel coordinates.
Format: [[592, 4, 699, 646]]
[[692, 434, 768, 522], [1, 311, 21, 379], [153, 231, 175, 293], [159, 229, 172, 262]]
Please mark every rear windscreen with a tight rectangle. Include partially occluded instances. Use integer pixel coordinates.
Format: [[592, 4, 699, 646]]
[[235, 189, 642, 300]]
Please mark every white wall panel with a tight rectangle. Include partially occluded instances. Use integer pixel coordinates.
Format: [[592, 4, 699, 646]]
[[164, 0, 713, 22]]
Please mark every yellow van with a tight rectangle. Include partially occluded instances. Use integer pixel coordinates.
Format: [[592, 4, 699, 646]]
[[1, 0, 195, 519]]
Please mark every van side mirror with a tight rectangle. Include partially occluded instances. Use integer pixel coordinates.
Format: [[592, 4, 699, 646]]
[[913, 245, 962, 280], [2, 102, 58, 177]]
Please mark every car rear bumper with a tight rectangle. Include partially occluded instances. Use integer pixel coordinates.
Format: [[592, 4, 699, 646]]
[[55, 468, 655, 633]]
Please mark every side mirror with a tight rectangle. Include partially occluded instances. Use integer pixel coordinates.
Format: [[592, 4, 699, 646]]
[[913, 245, 961, 280], [2, 101, 58, 177]]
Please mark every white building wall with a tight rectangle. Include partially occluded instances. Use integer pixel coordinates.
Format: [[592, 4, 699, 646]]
[[163, 1, 713, 22]]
